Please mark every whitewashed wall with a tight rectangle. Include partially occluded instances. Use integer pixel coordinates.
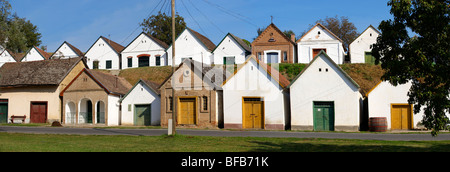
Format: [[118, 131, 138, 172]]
[[121, 33, 168, 69], [213, 35, 247, 65], [121, 81, 161, 126], [107, 95, 120, 126], [297, 26, 345, 64], [223, 58, 286, 129], [349, 26, 380, 63], [290, 53, 361, 131], [0, 50, 17, 67], [85, 38, 121, 70], [368, 81, 422, 129], [52, 42, 80, 59], [22, 47, 45, 62], [166, 30, 213, 65]]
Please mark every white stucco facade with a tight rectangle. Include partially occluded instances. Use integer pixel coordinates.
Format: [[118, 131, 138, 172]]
[[120, 80, 161, 126], [289, 52, 362, 131], [297, 24, 345, 64], [349, 26, 380, 64], [0, 50, 17, 67], [213, 34, 250, 65], [51, 42, 82, 59], [107, 95, 120, 126], [85, 37, 122, 70], [121, 32, 168, 69], [22, 47, 46, 62], [367, 81, 423, 129], [166, 29, 214, 66], [222, 57, 287, 130]]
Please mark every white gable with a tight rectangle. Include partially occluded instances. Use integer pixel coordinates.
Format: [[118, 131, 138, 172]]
[[213, 34, 247, 65], [120, 80, 161, 126], [166, 29, 213, 65], [222, 57, 286, 129], [22, 47, 45, 62], [52, 42, 79, 59], [297, 24, 346, 64], [121, 33, 168, 69], [300, 25, 339, 42], [122, 33, 166, 53], [85, 37, 120, 70], [349, 26, 380, 63], [290, 53, 361, 130], [0, 50, 17, 67]]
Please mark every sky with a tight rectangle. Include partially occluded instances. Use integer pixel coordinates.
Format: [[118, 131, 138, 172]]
[[9, 0, 393, 52]]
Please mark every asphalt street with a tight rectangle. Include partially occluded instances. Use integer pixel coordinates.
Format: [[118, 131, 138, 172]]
[[1, 126, 449, 141]]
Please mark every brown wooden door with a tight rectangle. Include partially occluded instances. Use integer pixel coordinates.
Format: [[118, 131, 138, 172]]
[[30, 102, 47, 123], [313, 48, 327, 58]]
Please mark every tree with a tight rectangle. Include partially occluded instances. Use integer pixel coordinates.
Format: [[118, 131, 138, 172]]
[[0, 0, 11, 48], [371, 0, 450, 136], [140, 12, 186, 45], [6, 15, 41, 53], [0, 0, 41, 53]]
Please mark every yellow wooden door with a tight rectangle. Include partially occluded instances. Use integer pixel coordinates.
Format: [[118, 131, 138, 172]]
[[243, 102, 253, 128], [179, 98, 196, 125], [243, 99, 264, 129], [391, 105, 412, 130]]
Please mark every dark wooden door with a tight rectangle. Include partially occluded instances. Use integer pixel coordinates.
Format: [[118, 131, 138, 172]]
[[0, 103, 8, 124], [30, 102, 47, 123]]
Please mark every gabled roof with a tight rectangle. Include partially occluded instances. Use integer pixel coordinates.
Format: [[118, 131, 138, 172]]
[[167, 27, 216, 52], [51, 41, 84, 59], [350, 25, 381, 45], [252, 23, 296, 45], [0, 49, 19, 62], [0, 57, 85, 87], [213, 33, 252, 53], [297, 23, 343, 43], [143, 32, 169, 49], [222, 55, 290, 89], [187, 28, 216, 52], [60, 68, 132, 96], [119, 79, 161, 103], [85, 36, 125, 56], [287, 50, 360, 89], [21, 46, 51, 61], [122, 32, 169, 53]]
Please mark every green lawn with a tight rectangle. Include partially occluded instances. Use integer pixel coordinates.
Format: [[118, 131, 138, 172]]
[[0, 133, 449, 152]]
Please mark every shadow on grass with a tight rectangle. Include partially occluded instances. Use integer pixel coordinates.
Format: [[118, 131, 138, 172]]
[[246, 140, 450, 152]]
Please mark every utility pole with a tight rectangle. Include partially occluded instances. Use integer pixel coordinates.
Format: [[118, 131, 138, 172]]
[[169, 0, 177, 135]]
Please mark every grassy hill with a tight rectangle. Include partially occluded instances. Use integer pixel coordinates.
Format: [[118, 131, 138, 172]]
[[98, 63, 383, 96]]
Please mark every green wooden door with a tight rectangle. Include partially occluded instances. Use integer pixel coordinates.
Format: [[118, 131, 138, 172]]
[[0, 103, 7, 124], [365, 52, 375, 65], [135, 105, 151, 126], [313, 102, 335, 131]]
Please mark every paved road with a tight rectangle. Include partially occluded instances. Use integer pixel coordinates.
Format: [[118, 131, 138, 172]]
[[1, 126, 449, 141]]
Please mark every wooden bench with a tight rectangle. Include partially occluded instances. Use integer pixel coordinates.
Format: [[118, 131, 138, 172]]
[[10, 115, 26, 124]]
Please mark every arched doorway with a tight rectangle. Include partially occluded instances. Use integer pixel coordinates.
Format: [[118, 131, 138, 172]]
[[79, 98, 93, 124], [96, 101, 106, 124], [65, 102, 76, 124]]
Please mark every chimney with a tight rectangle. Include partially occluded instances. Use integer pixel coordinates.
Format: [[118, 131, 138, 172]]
[[291, 34, 296, 42]]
